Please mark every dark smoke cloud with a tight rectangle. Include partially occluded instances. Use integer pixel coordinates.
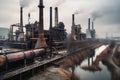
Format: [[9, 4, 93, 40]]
[[90, 11, 103, 21], [90, 0, 120, 23], [19, 0, 32, 7]]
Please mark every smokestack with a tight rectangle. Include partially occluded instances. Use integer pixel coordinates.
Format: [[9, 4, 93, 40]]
[[88, 18, 90, 30], [55, 7, 58, 27], [35, 0, 47, 48], [49, 7, 52, 30], [20, 7, 23, 32], [71, 14, 76, 40], [28, 13, 30, 24], [39, 0, 44, 33], [72, 14, 75, 25], [92, 21, 94, 30]]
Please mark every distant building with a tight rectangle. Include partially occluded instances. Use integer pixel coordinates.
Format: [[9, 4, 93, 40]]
[[74, 25, 86, 40], [0, 27, 9, 40]]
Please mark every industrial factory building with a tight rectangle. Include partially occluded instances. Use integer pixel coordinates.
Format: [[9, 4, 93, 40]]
[[71, 14, 86, 40], [1, 0, 119, 80], [0, 28, 9, 46], [86, 18, 96, 39], [7, 5, 67, 49]]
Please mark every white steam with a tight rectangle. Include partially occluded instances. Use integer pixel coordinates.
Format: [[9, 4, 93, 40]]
[[74, 9, 85, 15], [90, 10, 103, 21]]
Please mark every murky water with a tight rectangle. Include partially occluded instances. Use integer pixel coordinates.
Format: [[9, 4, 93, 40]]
[[27, 45, 120, 80], [73, 45, 111, 80]]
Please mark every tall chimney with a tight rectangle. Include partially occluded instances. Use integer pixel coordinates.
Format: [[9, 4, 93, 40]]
[[39, 0, 44, 33], [88, 18, 90, 30], [71, 14, 76, 40], [92, 21, 94, 30], [20, 7, 23, 32], [28, 13, 30, 24], [35, 0, 47, 48], [49, 7, 52, 30], [72, 14, 75, 25], [55, 7, 58, 27]]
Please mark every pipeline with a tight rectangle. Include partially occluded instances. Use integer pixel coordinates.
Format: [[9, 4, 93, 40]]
[[0, 48, 45, 68]]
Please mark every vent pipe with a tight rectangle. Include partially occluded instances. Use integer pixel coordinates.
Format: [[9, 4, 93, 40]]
[[92, 21, 94, 30], [88, 18, 90, 30], [50, 7, 52, 30], [20, 7, 23, 32], [71, 14, 76, 40], [54, 7, 58, 27]]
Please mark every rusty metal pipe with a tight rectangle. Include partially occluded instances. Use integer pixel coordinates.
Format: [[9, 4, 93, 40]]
[[0, 48, 45, 67], [0, 55, 6, 66]]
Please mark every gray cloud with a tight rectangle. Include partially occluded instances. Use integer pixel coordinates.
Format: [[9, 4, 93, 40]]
[[0, 0, 120, 38], [90, 0, 120, 23], [19, 0, 33, 8], [52, 0, 66, 7]]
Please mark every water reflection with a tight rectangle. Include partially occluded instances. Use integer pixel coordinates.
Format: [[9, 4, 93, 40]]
[[73, 45, 111, 80], [29, 45, 120, 80], [80, 45, 108, 67]]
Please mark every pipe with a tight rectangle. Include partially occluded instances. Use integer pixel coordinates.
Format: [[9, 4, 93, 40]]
[[88, 18, 90, 30], [49, 7, 52, 30], [55, 7, 58, 27], [92, 21, 94, 30], [28, 13, 30, 24], [0, 48, 45, 66], [10, 25, 14, 41], [20, 7, 23, 33], [71, 14, 76, 40], [72, 14, 75, 25], [39, 0, 44, 33], [35, 0, 47, 48], [72, 14, 75, 35]]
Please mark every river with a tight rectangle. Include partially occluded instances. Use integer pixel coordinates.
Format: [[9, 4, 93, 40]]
[[28, 45, 120, 80], [72, 45, 111, 80]]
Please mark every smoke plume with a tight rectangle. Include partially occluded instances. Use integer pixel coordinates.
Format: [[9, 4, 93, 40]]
[[19, 0, 32, 8], [54, 0, 66, 7], [90, 0, 120, 22], [74, 9, 84, 15], [90, 10, 103, 21]]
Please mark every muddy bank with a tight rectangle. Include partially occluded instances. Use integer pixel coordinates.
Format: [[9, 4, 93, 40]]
[[28, 42, 102, 80], [80, 41, 120, 80], [81, 46, 110, 71], [102, 58, 120, 80], [59, 43, 102, 69], [102, 43, 120, 80], [81, 42, 115, 71], [29, 67, 79, 80], [112, 44, 120, 67]]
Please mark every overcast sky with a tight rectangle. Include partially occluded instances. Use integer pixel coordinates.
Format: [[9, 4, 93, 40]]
[[0, 0, 120, 38]]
